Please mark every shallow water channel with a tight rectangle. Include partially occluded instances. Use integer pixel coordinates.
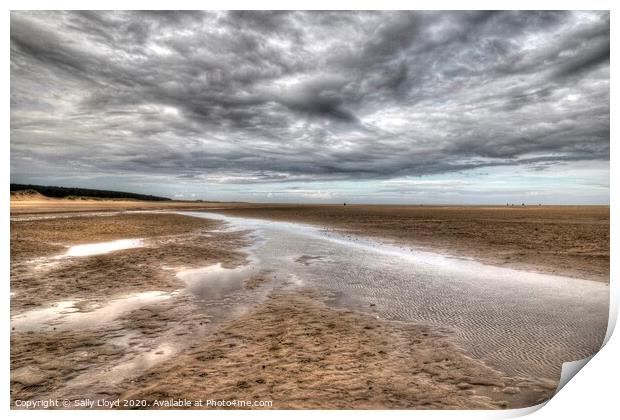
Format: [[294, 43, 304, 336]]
[[180, 211, 609, 380]]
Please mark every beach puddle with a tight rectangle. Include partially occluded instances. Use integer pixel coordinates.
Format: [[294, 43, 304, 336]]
[[59, 238, 144, 258], [11, 291, 172, 332], [177, 263, 256, 300]]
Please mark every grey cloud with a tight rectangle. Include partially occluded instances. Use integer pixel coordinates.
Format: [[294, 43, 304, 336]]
[[553, 39, 610, 79], [273, 76, 360, 123], [10, 10, 609, 186]]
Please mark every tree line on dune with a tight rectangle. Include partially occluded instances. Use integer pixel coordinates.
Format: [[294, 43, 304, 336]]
[[10, 184, 171, 201]]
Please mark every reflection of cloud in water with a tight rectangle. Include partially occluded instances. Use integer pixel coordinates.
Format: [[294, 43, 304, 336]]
[[177, 263, 255, 300], [60, 238, 144, 257], [24, 238, 144, 273]]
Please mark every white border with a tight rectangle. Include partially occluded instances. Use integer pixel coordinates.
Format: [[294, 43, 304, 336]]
[[3, 2, 616, 419], [2, 1, 618, 10]]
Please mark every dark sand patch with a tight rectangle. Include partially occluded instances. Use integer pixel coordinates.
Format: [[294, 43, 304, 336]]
[[244, 271, 273, 290], [295, 255, 325, 266], [10, 212, 260, 406]]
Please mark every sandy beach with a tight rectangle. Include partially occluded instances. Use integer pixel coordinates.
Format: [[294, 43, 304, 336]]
[[9, 199, 609, 409]]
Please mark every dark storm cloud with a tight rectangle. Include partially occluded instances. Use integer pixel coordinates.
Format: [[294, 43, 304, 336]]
[[10, 10, 609, 184]]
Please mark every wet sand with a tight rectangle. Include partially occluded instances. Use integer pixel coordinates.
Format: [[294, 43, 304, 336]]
[[9, 210, 556, 409], [9, 204, 608, 409], [10, 212, 257, 404]]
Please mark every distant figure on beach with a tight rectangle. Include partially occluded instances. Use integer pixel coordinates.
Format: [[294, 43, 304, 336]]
[[343, 203, 346, 206]]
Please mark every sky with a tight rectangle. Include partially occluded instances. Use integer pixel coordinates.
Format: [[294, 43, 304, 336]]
[[10, 11, 609, 204]]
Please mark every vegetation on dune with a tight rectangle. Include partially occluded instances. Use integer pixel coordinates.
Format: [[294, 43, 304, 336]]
[[10, 183, 171, 201]]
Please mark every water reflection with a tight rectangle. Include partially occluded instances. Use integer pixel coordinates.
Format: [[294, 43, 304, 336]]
[[177, 263, 256, 300], [60, 238, 143, 258]]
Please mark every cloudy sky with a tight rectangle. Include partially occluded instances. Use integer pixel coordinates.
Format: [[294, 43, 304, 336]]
[[10, 11, 609, 204]]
